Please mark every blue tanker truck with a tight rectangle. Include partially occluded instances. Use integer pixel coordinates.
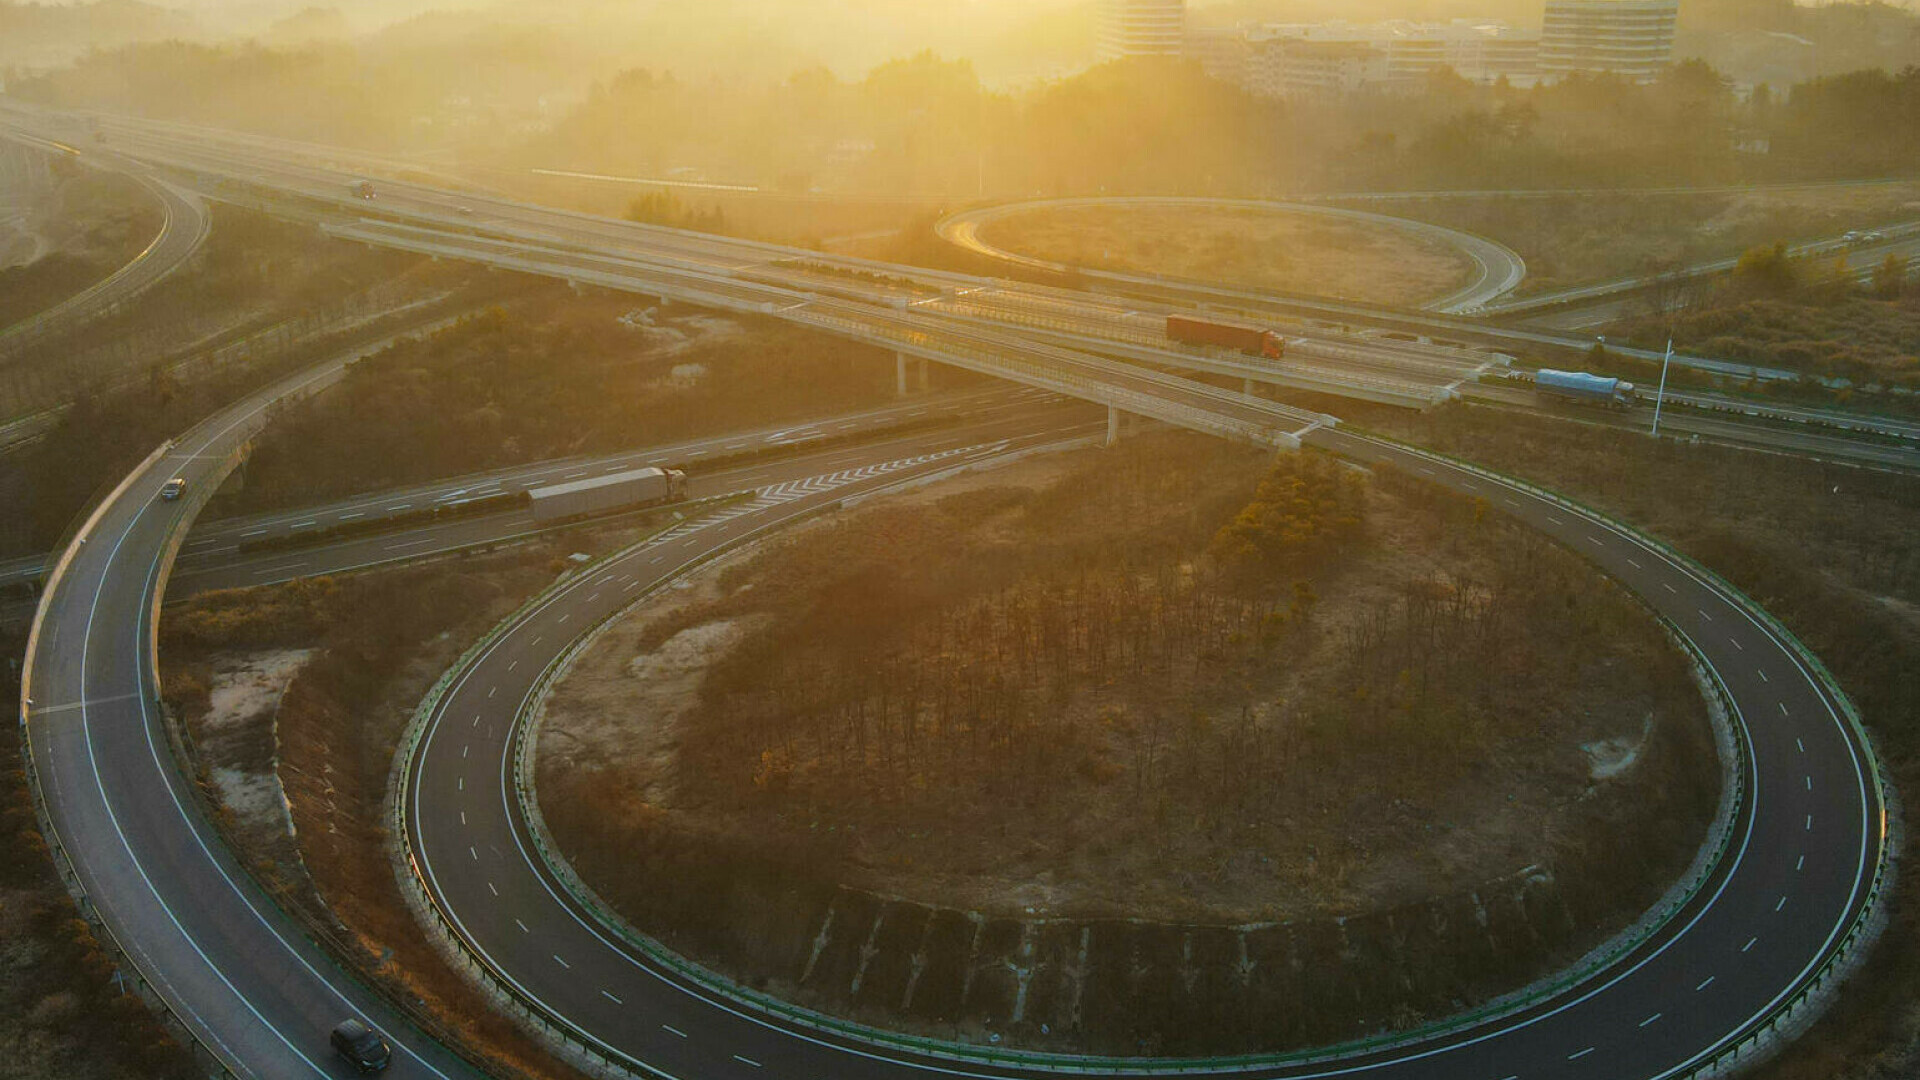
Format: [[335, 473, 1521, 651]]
[[1533, 369, 1636, 407]]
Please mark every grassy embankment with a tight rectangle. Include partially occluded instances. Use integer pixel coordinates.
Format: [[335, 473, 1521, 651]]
[[1367, 183, 1920, 297], [160, 551, 600, 1080], [536, 432, 1715, 1054], [0, 165, 160, 329], [214, 297, 928, 516], [973, 204, 1477, 308]]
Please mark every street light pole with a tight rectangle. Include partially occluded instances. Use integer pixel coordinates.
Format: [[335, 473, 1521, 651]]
[[1651, 338, 1674, 438]]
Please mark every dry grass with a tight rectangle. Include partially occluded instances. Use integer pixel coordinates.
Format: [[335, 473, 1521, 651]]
[[541, 433, 1711, 925], [975, 204, 1477, 307]]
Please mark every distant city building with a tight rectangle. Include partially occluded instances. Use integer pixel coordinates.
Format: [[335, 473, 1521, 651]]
[[1097, 0, 1187, 62], [1195, 19, 1541, 98], [1539, 0, 1680, 84]]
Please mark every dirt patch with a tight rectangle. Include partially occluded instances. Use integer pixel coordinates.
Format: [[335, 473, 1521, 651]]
[[976, 204, 1477, 307], [157, 521, 698, 1080], [537, 432, 1718, 1054]]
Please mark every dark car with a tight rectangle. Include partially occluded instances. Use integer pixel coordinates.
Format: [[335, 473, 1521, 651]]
[[330, 1018, 392, 1073]]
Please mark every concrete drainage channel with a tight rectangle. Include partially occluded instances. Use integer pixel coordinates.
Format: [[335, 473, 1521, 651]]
[[384, 426, 1843, 1079]]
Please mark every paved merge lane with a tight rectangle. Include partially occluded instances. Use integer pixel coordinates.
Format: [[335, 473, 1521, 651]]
[[397, 425, 1880, 1080]]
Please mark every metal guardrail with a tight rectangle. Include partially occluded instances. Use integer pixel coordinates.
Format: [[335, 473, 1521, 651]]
[[409, 443, 1777, 1078], [15, 438, 242, 1077], [1353, 431, 1894, 1078]]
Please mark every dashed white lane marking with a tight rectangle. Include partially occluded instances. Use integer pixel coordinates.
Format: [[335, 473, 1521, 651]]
[[468, 846, 477, 861], [516, 919, 529, 933], [732, 1055, 762, 1068], [650, 556, 664, 564], [1806, 775, 1813, 791], [1568, 1047, 1594, 1061], [388, 504, 411, 512], [586, 592, 600, 603], [1418, 466, 1435, 476], [339, 511, 365, 520], [487, 881, 498, 897], [1729, 637, 1744, 651], [531, 635, 543, 647], [1776, 896, 1788, 912], [241, 528, 268, 537], [292, 519, 317, 529], [508, 660, 518, 672], [1640, 1012, 1662, 1027], [1587, 535, 1605, 547], [1627, 558, 1642, 570], [1663, 583, 1678, 594], [1698, 609, 1713, 622], [625, 581, 641, 592], [461, 745, 469, 759], [554, 954, 570, 969], [1546, 514, 1565, 525], [1796, 738, 1806, 753], [1758, 669, 1769, 683], [457, 777, 464, 791], [1779, 702, 1790, 717], [1796, 855, 1805, 871], [601, 990, 622, 1004], [459, 811, 467, 825], [1697, 975, 1715, 991], [662, 1025, 687, 1038], [1742, 937, 1757, 953], [487, 686, 497, 699], [558, 613, 570, 624], [1806, 814, 1814, 831], [1503, 498, 1521, 508]]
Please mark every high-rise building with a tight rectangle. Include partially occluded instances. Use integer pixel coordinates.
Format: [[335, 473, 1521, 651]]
[[1097, 0, 1187, 62], [1539, 0, 1680, 84]]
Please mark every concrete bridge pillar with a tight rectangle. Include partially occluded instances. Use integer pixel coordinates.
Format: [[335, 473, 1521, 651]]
[[896, 354, 931, 396]]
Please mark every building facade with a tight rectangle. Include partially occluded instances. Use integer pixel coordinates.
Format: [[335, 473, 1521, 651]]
[[1539, 0, 1680, 84], [1097, 0, 1187, 62], [1198, 20, 1541, 99]]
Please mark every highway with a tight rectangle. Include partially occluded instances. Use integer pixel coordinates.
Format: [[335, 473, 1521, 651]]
[[392, 420, 1886, 1080], [14, 106, 1918, 449], [4, 103, 1893, 1080]]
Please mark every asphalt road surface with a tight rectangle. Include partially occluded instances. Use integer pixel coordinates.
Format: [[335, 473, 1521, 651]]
[[396, 425, 1885, 1080]]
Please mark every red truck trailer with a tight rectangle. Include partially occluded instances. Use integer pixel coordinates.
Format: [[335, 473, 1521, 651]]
[[1166, 315, 1286, 361]]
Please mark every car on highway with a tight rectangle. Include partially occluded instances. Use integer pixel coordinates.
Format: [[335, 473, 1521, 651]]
[[159, 477, 186, 501], [329, 1018, 392, 1073]]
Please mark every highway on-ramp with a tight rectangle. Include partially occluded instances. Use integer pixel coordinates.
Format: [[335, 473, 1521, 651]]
[[20, 356, 482, 1078], [0, 132, 210, 356], [397, 425, 1887, 1079]]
